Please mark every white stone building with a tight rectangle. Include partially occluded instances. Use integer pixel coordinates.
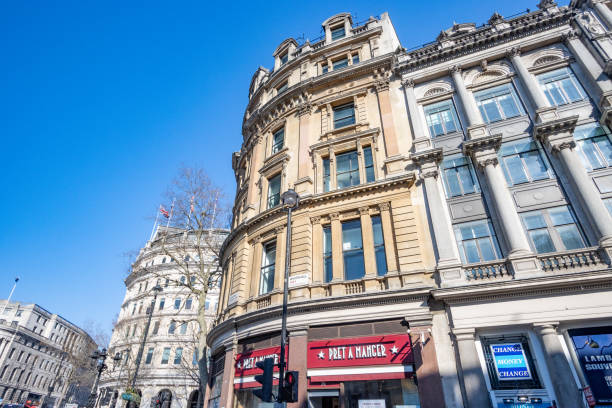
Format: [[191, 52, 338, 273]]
[[0, 301, 98, 408], [98, 226, 227, 408]]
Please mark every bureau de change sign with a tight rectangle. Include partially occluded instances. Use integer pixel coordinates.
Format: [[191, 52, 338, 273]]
[[490, 343, 532, 381]]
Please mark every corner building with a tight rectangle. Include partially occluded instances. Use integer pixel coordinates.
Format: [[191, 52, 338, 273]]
[[207, 13, 443, 408]]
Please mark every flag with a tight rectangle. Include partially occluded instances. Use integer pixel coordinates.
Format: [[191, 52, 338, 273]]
[[160, 205, 169, 218], [190, 195, 195, 214]]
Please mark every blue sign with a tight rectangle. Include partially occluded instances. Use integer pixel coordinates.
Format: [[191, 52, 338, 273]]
[[490, 343, 532, 381], [569, 327, 612, 404]]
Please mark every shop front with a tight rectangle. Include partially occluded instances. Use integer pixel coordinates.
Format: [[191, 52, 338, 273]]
[[233, 345, 286, 408]]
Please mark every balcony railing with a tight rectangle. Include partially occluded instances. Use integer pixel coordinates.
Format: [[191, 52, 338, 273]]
[[256, 295, 272, 310], [464, 259, 512, 281], [538, 247, 604, 273], [345, 281, 365, 294]]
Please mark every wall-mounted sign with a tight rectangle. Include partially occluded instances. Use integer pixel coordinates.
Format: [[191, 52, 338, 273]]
[[358, 400, 386, 408], [569, 327, 612, 405], [234, 345, 287, 389], [288, 273, 310, 288], [490, 343, 532, 381], [228, 292, 239, 306]]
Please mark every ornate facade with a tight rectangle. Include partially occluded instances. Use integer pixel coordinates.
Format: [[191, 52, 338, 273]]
[[209, 2, 612, 408], [98, 226, 227, 408]]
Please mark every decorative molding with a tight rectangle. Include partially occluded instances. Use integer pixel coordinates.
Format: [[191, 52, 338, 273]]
[[533, 115, 579, 140], [329, 212, 340, 221], [410, 147, 444, 167], [378, 202, 391, 212], [358, 207, 370, 215], [310, 216, 322, 225], [421, 170, 440, 179], [401, 78, 415, 88]]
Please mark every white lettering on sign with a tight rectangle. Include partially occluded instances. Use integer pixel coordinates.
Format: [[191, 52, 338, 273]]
[[237, 353, 279, 370], [323, 343, 388, 361]]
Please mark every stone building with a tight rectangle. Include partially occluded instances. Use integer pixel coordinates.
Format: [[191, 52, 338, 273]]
[[98, 226, 227, 408], [0, 301, 98, 408], [206, 1, 612, 408]]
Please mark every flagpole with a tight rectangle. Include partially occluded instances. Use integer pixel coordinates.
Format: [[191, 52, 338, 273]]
[[165, 199, 176, 229], [210, 192, 218, 231], [149, 208, 161, 242]]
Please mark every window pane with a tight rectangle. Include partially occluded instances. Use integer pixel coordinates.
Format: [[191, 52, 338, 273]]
[[352, 54, 359, 64], [323, 226, 333, 282], [544, 82, 566, 105], [333, 103, 355, 128], [375, 247, 387, 276], [477, 237, 497, 261], [344, 251, 365, 280], [481, 99, 502, 123], [560, 78, 582, 102], [578, 139, 605, 170], [174, 348, 183, 364], [522, 213, 547, 229], [331, 26, 345, 40], [549, 207, 573, 226], [268, 174, 281, 208], [343, 220, 364, 280], [363, 146, 375, 183], [272, 129, 284, 154], [463, 240, 481, 263], [323, 158, 331, 192], [333, 58, 349, 70], [529, 229, 556, 253], [595, 136, 612, 166], [556, 224, 584, 250], [161, 348, 170, 364], [425, 112, 444, 137], [498, 93, 520, 118], [504, 155, 529, 184], [444, 168, 463, 197], [457, 165, 477, 194], [342, 220, 363, 250], [372, 217, 384, 246], [521, 150, 548, 181]]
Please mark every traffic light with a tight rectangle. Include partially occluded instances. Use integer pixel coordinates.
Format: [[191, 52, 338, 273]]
[[252, 357, 275, 402], [280, 371, 299, 403]]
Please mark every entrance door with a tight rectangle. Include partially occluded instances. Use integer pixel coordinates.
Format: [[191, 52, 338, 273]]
[[308, 390, 339, 408]]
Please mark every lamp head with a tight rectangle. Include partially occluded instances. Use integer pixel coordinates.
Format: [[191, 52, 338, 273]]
[[281, 189, 299, 209], [152, 285, 163, 293]]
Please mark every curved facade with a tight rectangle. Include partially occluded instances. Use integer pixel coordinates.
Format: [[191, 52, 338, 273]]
[[207, 12, 440, 408], [98, 226, 227, 408]]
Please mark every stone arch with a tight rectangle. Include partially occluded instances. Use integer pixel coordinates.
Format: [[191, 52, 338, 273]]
[[465, 63, 512, 87], [417, 81, 453, 99], [188, 390, 200, 408], [524, 47, 568, 69], [157, 389, 172, 408]]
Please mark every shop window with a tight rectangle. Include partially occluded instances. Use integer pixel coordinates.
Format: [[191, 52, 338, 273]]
[[454, 220, 502, 264], [568, 326, 612, 404], [161, 347, 170, 364], [333, 57, 349, 70], [331, 25, 346, 41], [145, 348, 154, 365], [474, 83, 525, 123], [333, 102, 355, 129], [336, 150, 360, 188], [363, 146, 375, 183], [372, 216, 387, 276], [174, 347, 183, 364], [499, 139, 551, 186], [267, 173, 281, 209], [521, 206, 585, 254], [271, 128, 285, 154], [260, 241, 276, 295], [323, 157, 331, 192], [323, 225, 333, 282], [342, 219, 365, 280], [537, 67, 586, 106], [574, 123, 612, 171], [480, 335, 542, 390], [441, 155, 479, 197], [342, 379, 420, 408], [424, 99, 461, 137]]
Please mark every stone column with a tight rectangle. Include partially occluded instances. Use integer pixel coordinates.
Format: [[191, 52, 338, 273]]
[[507, 47, 558, 122], [378, 202, 399, 274], [452, 328, 492, 408], [218, 342, 237, 408], [330, 213, 344, 295], [287, 329, 308, 408], [311, 217, 324, 285], [451, 66, 486, 139], [565, 30, 612, 96], [534, 323, 585, 408], [248, 238, 263, 301], [359, 207, 377, 278], [408, 319, 446, 408], [274, 226, 287, 293], [402, 79, 431, 151], [464, 136, 533, 257], [246, 137, 264, 217], [374, 74, 405, 175], [593, 0, 612, 30], [536, 121, 612, 245], [296, 103, 313, 196]]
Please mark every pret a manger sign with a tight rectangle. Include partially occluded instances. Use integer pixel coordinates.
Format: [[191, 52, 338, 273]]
[[490, 343, 532, 381]]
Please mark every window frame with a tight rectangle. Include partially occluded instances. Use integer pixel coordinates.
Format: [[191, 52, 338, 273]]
[[441, 155, 480, 198], [277, 81, 288, 95], [323, 225, 333, 282], [363, 146, 375, 183], [335, 149, 361, 189], [259, 241, 276, 295], [271, 128, 285, 155], [520, 206, 586, 254], [331, 25, 346, 41], [574, 123, 612, 172], [537, 67, 586, 107], [342, 219, 365, 281], [161, 347, 171, 364], [474, 82, 525, 124], [267, 173, 282, 209], [454, 220, 502, 264], [371, 215, 387, 276], [145, 348, 154, 365], [499, 139, 552, 186], [174, 347, 183, 365], [423, 99, 462, 138], [333, 102, 356, 129]]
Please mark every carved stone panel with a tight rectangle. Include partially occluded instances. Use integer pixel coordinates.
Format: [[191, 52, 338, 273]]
[[432, 133, 464, 152], [448, 196, 486, 221], [487, 118, 531, 138], [512, 184, 564, 209], [594, 173, 612, 194]]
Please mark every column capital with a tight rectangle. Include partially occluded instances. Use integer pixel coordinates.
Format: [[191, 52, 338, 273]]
[[449, 65, 462, 75], [310, 216, 321, 225], [401, 78, 415, 88], [462, 133, 502, 168], [329, 212, 340, 221], [297, 103, 312, 117], [410, 147, 443, 167], [359, 207, 370, 216], [378, 202, 391, 212], [562, 28, 581, 43], [452, 327, 476, 341], [274, 225, 286, 235], [374, 78, 390, 93], [506, 46, 521, 58], [533, 322, 560, 335], [534, 115, 579, 151]]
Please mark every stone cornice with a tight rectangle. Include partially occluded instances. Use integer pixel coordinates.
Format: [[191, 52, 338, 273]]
[[220, 173, 416, 257], [208, 286, 432, 348], [410, 148, 444, 166], [394, 7, 574, 75], [432, 268, 612, 304], [533, 114, 579, 139], [462, 133, 502, 155]]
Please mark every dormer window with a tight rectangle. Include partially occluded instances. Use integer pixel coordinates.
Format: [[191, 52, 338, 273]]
[[271, 128, 285, 154], [280, 52, 288, 65], [331, 25, 346, 41], [277, 81, 288, 94], [333, 57, 349, 70]]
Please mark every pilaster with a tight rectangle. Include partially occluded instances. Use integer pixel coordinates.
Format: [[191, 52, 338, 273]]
[[359, 207, 377, 279], [452, 328, 492, 408]]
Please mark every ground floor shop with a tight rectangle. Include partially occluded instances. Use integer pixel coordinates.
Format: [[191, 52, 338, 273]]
[[97, 383, 201, 408]]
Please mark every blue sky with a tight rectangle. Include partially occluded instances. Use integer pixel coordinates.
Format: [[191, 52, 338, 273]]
[[0, 0, 566, 339]]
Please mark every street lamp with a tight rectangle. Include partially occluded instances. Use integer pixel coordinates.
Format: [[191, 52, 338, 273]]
[[278, 189, 299, 403], [87, 348, 121, 408], [129, 285, 162, 390]]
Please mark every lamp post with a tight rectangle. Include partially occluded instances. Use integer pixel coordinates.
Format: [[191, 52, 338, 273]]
[[0, 277, 20, 316], [87, 348, 121, 408], [129, 285, 162, 389], [278, 189, 299, 403]]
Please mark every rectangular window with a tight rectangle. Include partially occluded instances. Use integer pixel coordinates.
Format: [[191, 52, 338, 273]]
[[174, 347, 183, 364], [499, 139, 550, 186], [159, 298, 165, 310], [605, 198, 612, 217], [260, 241, 276, 295], [474, 83, 525, 123], [152, 321, 160, 335], [161, 347, 170, 364], [131, 325, 137, 337], [331, 25, 346, 41], [145, 348, 154, 365], [193, 349, 198, 366], [372, 216, 387, 276], [442, 155, 479, 197], [424, 99, 461, 137], [336, 150, 360, 188], [267, 174, 281, 209], [185, 298, 192, 310], [131, 304, 136, 315], [333, 103, 355, 128], [521, 206, 585, 254], [323, 157, 331, 192], [277, 81, 288, 94], [280, 52, 288, 65], [180, 322, 187, 334], [342, 220, 365, 280], [537, 67, 586, 106], [333, 57, 349, 70], [168, 321, 176, 335], [323, 225, 333, 283], [322, 64, 328, 74], [271, 128, 285, 154], [174, 299, 181, 310], [363, 146, 375, 183], [352, 54, 359, 64], [574, 123, 612, 171], [454, 220, 502, 264]]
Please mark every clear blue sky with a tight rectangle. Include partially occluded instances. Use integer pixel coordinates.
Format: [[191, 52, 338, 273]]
[[0, 0, 566, 339]]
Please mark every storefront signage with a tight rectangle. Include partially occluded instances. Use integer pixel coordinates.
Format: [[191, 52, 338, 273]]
[[490, 343, 532, 381], [308, 334, 413, 368], [358, 400, 386, 408], [234, 345, 287, 389], [569, 327, 612, 404]]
